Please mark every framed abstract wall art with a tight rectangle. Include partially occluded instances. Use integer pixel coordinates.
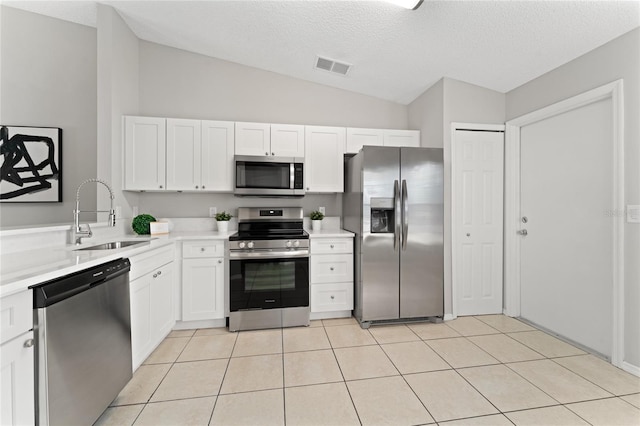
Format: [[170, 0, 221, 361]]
[[0, 125, 62, 202]]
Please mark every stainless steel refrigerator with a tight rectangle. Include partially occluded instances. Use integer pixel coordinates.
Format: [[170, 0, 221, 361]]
[[343, 146, 444, 327]]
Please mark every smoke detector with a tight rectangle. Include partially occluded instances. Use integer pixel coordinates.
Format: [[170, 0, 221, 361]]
[[315, 56, 352, 76]]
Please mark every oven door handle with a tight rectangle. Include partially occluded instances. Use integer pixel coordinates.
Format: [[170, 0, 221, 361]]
[[230, 250, 310, 260]]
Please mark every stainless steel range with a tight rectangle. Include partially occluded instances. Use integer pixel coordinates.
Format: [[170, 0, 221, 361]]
[[228, 207, 310, 331]]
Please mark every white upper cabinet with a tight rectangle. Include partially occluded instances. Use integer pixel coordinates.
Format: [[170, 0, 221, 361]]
[[124, 116, 166, 190], [235, 122, 304, 157], [201, 121, 235, 191], [346, 128, 384, 154], [235, 122, 271, 156], [271, 124, 305, 157], [166, 119, 201, 190], [383, 129, 420, 147], [125, 116, 234, 192], [305, 126, 346, 193]]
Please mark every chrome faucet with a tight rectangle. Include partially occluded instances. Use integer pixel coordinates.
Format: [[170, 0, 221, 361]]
[[73, 179, 116, 245]]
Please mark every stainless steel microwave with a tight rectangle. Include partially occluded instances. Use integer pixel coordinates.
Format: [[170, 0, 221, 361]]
[[235, 156, 305, 197]]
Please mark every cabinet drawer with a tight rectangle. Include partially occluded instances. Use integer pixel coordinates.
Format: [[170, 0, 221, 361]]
[[129, 244, 175, 281], [311, 238, 353, 254], [183, 241, 225, 258], [1, 290, 32, 345], [311, 282, 353, 313], [310, 254, 353, 284]]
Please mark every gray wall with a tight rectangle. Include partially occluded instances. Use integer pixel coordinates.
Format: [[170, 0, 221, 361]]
[[506, 28, 640, 369], [408, 77, 506, 318], [135, 40, 409, 218], [0, 6, 97, 227], [138, 41, 408, 128], [96, 4, 140, 223]]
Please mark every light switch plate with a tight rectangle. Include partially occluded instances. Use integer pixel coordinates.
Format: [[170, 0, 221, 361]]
[[319, 206, 326, 215], [627, 205, 640, 223], [209, 207, 217, 218]]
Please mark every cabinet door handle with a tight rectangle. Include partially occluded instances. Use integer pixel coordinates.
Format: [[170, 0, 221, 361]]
[[195, 185, 199, 189], [159, 185, 163, 189], [202, 186, 205, 189], [201, 248, 205, 252], [271, 152, 275, 156], [330, 267, 334, 271], [157, 270, 162, 275], [330, 245, 334, 249], [265, 152, 269, 156], [153, 273, 158, 278], [218, 259, 222, 264], [24, 339, 34, 348]]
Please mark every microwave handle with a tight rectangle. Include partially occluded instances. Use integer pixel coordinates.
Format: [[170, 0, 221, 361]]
[[290, 163, 295, 189]]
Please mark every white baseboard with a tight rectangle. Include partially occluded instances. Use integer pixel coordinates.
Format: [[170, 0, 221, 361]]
[[621, 361, 640, 377], [173, 318, 226, 330], [310, 310, 352, 321], [443, 313, 456, 321]]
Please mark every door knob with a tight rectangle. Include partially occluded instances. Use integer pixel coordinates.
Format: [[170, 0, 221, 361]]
[[517, 229, 528, 236], [522, 216, 528, 223]]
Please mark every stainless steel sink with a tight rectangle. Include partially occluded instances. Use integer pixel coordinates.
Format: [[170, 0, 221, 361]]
[[74, 240, 150, 251]]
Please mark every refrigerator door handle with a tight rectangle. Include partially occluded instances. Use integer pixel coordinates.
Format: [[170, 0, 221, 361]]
[[394, 179, 401, 251], [402, 179, 409, 250]]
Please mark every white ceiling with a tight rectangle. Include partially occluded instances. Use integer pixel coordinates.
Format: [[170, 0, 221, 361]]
[[5, 0, 640, 104]]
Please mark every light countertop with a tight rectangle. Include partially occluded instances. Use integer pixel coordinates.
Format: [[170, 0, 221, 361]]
[[0, 228, 353, 298], [0, 231, 234, 298]]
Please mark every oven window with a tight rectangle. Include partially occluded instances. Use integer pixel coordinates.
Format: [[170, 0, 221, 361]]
[[236, 162, 290, 189], [244, 261, 296, 292]]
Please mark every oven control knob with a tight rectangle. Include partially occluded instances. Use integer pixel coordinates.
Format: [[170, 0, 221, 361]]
[[247, 241, 255, 249], [293, 240, 300, 247], [238, 241, 246, 249], [286, 240, 292, 248]]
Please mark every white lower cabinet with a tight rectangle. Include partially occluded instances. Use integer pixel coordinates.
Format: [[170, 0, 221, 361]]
[[310, 237, 354, 316], [1, 331, 34, 426], [129, 245, 176, 370], [182, 241, 225, 321]]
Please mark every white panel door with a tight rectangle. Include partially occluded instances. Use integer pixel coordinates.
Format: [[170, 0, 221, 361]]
[[1, 332, 34, 426], [150, 262, 175, 340], [346, 128, 383, 154], [271, 124, 305, 157], [130, 275, 152, 369], [201, 120, 234, 191], [454, 130, 504, 315], [124, 116, 166, 190], [235, 122, 270, 156], [166, 119, 201, 190], [520, 98, 613, 357], [304, 126, 346, 193], [182, 258, 225, 321], [383, 130, 420, 147]]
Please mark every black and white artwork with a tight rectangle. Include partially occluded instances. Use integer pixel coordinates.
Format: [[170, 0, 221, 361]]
[[0, 125, 62, 202]]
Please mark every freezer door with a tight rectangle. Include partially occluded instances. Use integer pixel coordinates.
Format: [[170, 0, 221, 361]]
[[400, 148, 444, 318], [361, 147, 400, 321]]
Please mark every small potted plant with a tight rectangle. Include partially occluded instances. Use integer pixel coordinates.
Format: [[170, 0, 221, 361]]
[[310, 210, 325, 231], [215, 211, 233, 233]]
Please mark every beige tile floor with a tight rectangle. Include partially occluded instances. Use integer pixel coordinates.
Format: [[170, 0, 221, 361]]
[[95, 315, 640, 426]]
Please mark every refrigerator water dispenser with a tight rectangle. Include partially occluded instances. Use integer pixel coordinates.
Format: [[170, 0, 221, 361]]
[[370, 198, 395, 233]]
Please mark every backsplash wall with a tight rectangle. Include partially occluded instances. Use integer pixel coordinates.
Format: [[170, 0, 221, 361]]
[[136, 193, 342, 219]]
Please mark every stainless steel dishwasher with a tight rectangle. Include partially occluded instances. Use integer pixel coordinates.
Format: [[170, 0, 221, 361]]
[[31, 258, 132, 426]]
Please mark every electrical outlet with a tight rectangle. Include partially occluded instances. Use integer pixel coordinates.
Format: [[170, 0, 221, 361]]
[[319, 206, 326, 215], [115, 206, 122, 219], [209, 207, 217, 218], [132, 206, 139, 217]]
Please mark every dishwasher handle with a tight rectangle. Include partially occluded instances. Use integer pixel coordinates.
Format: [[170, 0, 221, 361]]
[[32, 258, 130, 308]]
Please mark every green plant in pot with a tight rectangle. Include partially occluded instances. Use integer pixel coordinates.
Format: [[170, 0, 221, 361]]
[[310, 210, 324, 231], [132, 214, 156, 235], [215, 211, 232, 233]]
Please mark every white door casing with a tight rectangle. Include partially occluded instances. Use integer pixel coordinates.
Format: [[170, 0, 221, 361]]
[[505, 80, 625, 368], [452, 124, 505, 316]]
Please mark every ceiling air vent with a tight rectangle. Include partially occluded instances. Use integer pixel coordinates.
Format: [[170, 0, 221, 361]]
[[315, 56, 352, 76]]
